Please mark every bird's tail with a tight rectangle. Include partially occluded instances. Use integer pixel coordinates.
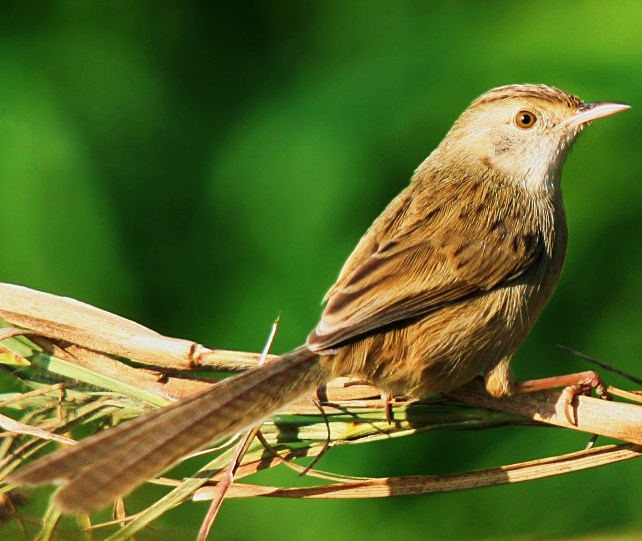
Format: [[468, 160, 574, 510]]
[[9, 346, 330, 512]]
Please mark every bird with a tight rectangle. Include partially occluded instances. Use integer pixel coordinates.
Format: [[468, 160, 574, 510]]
[[8, 83, 629, 513]]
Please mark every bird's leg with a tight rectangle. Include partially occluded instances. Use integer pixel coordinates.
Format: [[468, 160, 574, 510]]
[[381, 391, 394, 424], [342, 380, 395, 423], [515, 370, 610, 425], [485, 358, 609, 425]]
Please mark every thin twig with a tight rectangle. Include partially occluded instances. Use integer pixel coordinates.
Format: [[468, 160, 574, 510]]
[[196, 319, 279, 541], [557, 344, 642, 385]]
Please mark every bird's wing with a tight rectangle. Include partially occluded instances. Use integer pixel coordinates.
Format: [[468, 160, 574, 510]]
[[307, 222, 543, 351]]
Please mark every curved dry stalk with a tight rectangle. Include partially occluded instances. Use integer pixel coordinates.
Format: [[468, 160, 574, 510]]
[[192, 442, 642, 500], [2, 282, 642, 540]]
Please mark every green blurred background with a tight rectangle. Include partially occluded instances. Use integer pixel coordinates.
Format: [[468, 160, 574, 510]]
[[1, 1, 642, 539]]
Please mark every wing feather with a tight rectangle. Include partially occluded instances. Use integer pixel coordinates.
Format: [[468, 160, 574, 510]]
[[308, 219, 543, 351]]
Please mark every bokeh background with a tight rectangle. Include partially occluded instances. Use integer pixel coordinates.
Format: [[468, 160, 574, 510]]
[[1, 1, 642, 539]]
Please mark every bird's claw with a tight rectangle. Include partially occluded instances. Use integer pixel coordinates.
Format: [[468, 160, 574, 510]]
[[561, 371, 610, 425]]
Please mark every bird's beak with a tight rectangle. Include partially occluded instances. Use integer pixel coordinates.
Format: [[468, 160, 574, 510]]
[[560, 101, 630, 130]]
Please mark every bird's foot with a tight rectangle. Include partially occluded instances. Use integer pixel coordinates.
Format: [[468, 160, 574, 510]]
[[516, 370, 609, 425]]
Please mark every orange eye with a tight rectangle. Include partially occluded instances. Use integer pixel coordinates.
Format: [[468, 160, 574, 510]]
[[515, 110, 537, 129]]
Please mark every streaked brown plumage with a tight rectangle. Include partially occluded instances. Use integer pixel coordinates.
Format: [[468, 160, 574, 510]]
[[8, 84, 629, 512]]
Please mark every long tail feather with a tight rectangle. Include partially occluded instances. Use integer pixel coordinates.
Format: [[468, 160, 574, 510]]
[[9, 347, 329, 512]]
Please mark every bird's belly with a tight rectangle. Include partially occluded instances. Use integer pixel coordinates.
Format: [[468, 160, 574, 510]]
[[332, 283, 544, 398]]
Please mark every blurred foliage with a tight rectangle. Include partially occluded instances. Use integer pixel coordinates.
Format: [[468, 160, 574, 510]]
[[1, 1, 641, 539]]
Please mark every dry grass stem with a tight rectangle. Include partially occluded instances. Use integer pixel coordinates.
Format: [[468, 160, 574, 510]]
[[193, 442, 642, 500], [1, 282, 641, 539]]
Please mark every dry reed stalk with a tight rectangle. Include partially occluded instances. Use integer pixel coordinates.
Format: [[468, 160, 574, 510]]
[[1, 282, 641, 540]]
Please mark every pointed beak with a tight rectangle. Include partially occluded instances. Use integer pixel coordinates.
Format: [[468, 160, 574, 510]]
[[560, 101, 630, 130]]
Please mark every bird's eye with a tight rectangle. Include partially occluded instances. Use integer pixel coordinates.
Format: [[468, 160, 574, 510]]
[[515, 110, 537, 129]]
